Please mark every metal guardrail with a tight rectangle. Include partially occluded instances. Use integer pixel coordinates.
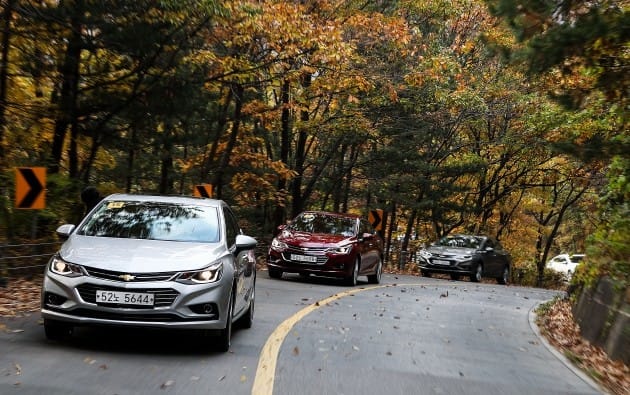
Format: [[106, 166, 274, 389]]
[[0, 242, 62, 276]]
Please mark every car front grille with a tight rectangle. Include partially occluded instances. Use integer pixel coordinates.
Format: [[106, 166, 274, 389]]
[[76, 283, 179, 308], [282, 246, 329, 265], [83, 266, 177, 282]]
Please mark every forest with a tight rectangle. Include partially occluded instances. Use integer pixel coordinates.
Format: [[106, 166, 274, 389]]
[[0, 0, 627, 288]]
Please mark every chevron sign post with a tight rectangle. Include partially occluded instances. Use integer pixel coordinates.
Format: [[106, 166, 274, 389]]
[[15, 167, 46, 209]]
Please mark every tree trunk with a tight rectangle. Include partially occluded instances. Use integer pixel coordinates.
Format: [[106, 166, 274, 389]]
[[290, 73, 311, 217], [0, 0, 15, 161], [49, 0, 84, 174], [159, 126, 174, 194], [274, 79, 290, 228], [212, 84, 243, 199]]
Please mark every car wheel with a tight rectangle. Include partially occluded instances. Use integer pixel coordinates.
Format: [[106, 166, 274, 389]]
[[497, 266, 509, 285], [346, 259, 359, 286], [44, 319, 73, 341], [367, 258, 383, 284], [268, 268, 283, 279], [216, 293, 234, 352], [421, 270, 432, 277], [470, 263, 482, 282], [450, 274, 460, 281]]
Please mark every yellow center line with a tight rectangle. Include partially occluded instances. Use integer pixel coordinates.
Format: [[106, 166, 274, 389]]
[[251, 283, 398, 395]]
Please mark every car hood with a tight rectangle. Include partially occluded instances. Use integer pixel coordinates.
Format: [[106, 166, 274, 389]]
[[425, 245, 477, 256], [59, 235, 225, 272], [278, 230, 353, 247]]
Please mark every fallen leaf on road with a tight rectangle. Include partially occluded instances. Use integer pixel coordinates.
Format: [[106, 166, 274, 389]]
[[160, 380, 175, 389]]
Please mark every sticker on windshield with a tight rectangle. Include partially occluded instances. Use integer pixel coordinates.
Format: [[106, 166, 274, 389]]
[[107, 201, 125, 209], [302, 213, 315, 220]]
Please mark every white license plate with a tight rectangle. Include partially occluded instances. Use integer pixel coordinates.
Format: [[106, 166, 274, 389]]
[[291, 254, 318, 263], [432, 259, 450, 265], [95, 290, 154, 306]]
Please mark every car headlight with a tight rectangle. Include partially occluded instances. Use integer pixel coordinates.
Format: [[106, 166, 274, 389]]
[[177, 262, 223, 284], [419, 250, 432, 259], [49, 255, 84, 277], [271, 238, 288, 251], [327, 245, 352, 255], [453, 255, 472, 262]]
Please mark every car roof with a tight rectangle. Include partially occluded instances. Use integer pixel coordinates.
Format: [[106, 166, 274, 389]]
[[103, 193, 224, 208]]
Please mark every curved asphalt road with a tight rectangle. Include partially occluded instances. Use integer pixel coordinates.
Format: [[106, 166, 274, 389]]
[[0, 273, 603, 395]]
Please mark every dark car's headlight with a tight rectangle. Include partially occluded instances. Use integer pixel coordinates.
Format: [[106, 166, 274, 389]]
[[270, 238, 288, 251], [419, 250, 432, 260], [453, 255, 472, 262], [327, 245, 352, 255], [177, 262, 223, 284], [49, 255, 84, 277]]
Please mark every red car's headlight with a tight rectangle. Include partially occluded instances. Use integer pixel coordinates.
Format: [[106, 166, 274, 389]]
[[271, 238, 288, 251], [327, 245, 352, 255]]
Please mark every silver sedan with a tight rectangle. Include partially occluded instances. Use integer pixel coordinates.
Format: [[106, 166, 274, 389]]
[[41, 193, 257, 352]]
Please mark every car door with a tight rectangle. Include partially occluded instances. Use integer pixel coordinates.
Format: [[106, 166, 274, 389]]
[[481, 238, 501, 276], [223, 206, 250, 317], [357, 219, 380, 274]]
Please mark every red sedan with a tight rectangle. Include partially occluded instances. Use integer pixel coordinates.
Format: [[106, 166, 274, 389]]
[[266, 211, 384, 286]]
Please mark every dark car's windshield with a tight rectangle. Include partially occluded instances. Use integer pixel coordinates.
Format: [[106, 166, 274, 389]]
[[77, 201, 220, 243], [289, 213, 356, 236], [435, 235, 481, 249]]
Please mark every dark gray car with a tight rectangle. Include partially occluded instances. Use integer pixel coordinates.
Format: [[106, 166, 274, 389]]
[[417, 234, 511, 284], [41, 194, 257, 352]]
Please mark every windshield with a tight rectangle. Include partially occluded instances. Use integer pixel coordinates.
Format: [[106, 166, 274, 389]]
[[77, 200, 220, 242], [435, 235, 481, 249], [289, 213, 356, 237]]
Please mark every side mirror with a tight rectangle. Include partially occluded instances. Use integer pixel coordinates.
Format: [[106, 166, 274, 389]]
[[56, 224, 76, 239], [236, 234, 257, 251]]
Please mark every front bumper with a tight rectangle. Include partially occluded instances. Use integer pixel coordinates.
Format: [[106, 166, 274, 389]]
[[267, 250, 354, 278], [418, 257, 473, 275], [41, 270, 231, 330]]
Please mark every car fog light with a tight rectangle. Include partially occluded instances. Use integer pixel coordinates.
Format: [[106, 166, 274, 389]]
[[45, 292, 67, 306], [190, 302, 219, 317]]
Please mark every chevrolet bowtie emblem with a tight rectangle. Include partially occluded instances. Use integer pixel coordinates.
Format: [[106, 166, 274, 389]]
[[119, 274, 135, 281]]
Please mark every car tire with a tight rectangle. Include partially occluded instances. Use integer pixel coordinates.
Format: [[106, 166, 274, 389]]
[[367, 258, 383, 284], [216, 293, 234, 352], [450, 274, 460, 281], [44, 319, 73, 341], [497, 266, 509, 285], [268, 268, 283, 279], [470, 263, 482, 282], [421, 270, 432, 277], [346, 259, 359, 286]]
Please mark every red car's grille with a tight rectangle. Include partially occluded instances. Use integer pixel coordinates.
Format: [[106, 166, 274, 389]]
[[282, 246, 329, 265]]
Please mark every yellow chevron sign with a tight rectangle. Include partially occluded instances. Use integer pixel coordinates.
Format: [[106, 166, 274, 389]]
[[15, 167, 46, 209]]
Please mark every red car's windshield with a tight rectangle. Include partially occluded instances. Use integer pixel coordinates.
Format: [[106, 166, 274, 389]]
[[288, 213, 356, 237]]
